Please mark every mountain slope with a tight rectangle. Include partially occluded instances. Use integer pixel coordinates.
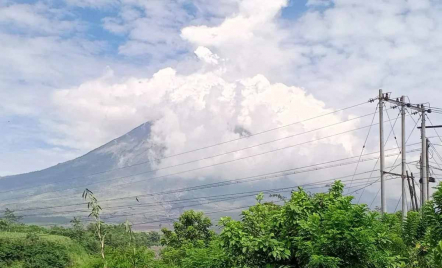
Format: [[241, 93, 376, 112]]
[[0, 122, 153, 191], [0, 122, 247, 228]]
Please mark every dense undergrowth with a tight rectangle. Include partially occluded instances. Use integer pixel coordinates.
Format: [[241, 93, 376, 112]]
[[2, 181, 442, 268]]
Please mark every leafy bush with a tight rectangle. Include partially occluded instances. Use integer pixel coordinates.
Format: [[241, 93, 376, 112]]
[[103, 246, 156, 268], [219, 181, 398, 268], [7, 182, 442, 267], [0, 235, 70, 268], [161, 210, 215, 248]]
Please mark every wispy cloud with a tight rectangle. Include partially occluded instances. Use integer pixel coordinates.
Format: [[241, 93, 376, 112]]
[[0, 0, 441, 206]]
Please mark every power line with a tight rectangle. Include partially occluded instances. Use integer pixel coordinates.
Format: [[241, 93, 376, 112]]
[[384, 106, 401, 152], [380, 109, 421, 210], [347, 176, 399, 196], [0, 101, 370, 195], [43, 203, 265, 228], [5, 112, 374, 195], [356, 108, 403, 203], [369, 187, 381, 209], [427, 115, 442, 144], [394, 194, 402, 212], [347, 104, 378, 190], [130, 175, 403, 227], [96, 179, 376, 222], [0, 116, 405, 205], [130, 204, 261, 227], [79, 178, 393, 227], [16, 158, 420, 226], [367, 160, 421, 210], [358, 110, 420, 203], [36, 179, 377, 222], [6, 146, 419, 212], [429, 144, 442, 169], [15, 174, 382, 218]]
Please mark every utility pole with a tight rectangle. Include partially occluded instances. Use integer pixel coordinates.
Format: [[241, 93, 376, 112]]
[[406, 172, 415, 211], [377, 92, 431, 212], [420, 155, 424, 207], [379, 89, 386, 215], [411, 172, 418, 210], [427, 138, 430, 200], [422, 106, 428, 204], [401, 96, 407, 219], [417, 125, 441, 202]]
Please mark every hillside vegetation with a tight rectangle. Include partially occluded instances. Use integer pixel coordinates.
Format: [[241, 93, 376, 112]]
[[0, 232, 91, 268], [2, 181, 442, 268]]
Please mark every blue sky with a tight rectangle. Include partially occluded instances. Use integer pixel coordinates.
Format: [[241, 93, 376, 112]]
[[1, 0, 442, 211], [0, 0, 314, 176]]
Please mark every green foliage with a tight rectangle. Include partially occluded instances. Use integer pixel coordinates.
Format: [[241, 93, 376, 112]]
[[105, 246, 156, 268], [179, 240, 230, 268], [0, 209, 23, 232], [159, 238, 230, 268], [161, 210, 215, 248], [422, 182, 442, 248], [219, 182, 399, 268], [2, 208, 23, 224], [83, 188, 107, 267], [433, 241, 442, 267], [157, 209, 233, 268], [403, 211, 423, 246], [0, 233, 75, 268], [6, 181, 442, 268]]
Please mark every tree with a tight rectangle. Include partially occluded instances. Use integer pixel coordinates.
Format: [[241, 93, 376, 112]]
[[3, 208, 22, 224], [71, 216, 83, 230], [161, 210, 215, 248], [147, 231, 160, 246], [69, 216, 85, 240], [159, 210, 218, 267]]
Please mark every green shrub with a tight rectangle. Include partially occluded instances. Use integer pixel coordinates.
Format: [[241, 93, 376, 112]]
[[219, 182, 398, 268], [0, 236, 70, 268]]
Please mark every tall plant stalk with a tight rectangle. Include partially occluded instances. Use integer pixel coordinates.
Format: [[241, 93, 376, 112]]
[[83, 188, 107, 268], [125, 219, 137, 268]]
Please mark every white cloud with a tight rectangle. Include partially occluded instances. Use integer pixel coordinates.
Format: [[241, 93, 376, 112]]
[[194, 46, 220, 65], [285, 0, 442, 107], [0, 1, 144, 174], [0, 2, 81, 35], [48, 47, 360, 186], [180, 0, 303, 84], [65, 0, 119, 9], [101, 0, 193, 59], [46, 0, 442, 201], [2, 0, 442, 206]]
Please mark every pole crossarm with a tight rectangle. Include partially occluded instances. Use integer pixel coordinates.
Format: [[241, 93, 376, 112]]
[[418, 125, 442, 129], [383, 171, 404, 178], [382, 96, 431, 113]]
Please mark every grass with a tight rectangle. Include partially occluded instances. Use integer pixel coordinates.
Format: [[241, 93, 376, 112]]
[[0, 232, 95, 268]]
